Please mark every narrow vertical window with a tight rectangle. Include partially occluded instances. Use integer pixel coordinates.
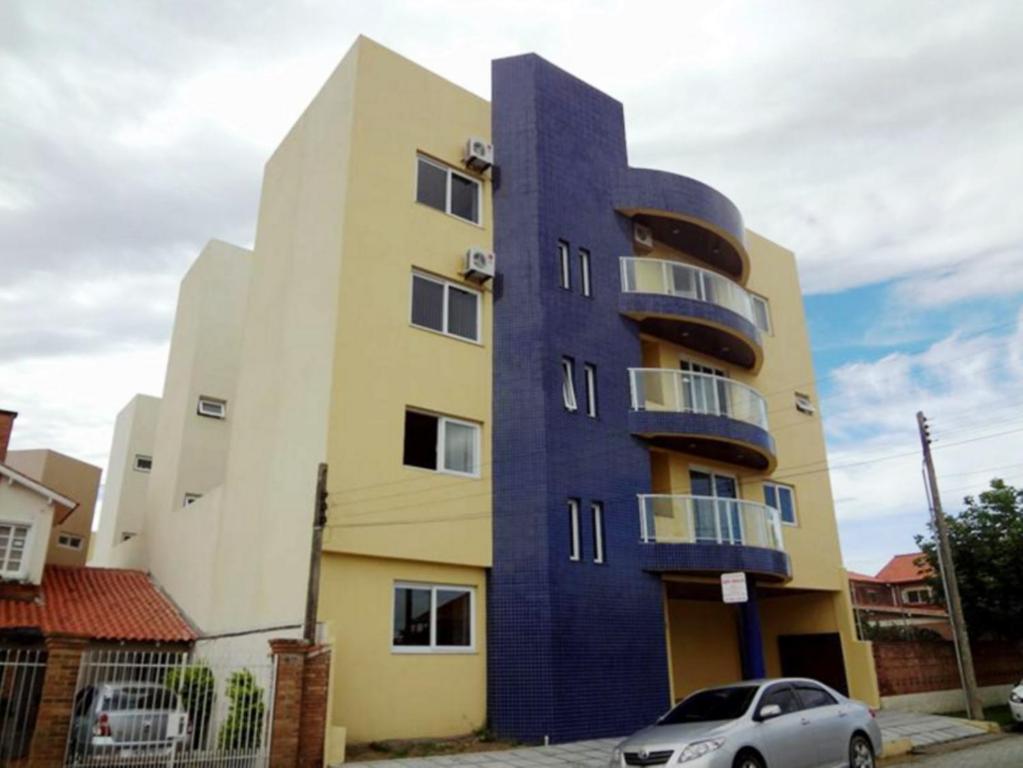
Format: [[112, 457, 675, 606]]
[[561, 358, 578, 412], [584, 363, 598, 418], [558, 241, 571, 290], [592, 502, 605, 564], [568, 499, 581, 561], [579, 249, 592, 297]]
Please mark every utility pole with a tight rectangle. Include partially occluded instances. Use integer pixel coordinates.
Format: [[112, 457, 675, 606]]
[[917, 412, 984, 720], [303, 462, 328, 645]]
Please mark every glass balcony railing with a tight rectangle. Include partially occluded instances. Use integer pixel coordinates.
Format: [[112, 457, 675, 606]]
[[638, 494, 784, 551], [628, 368, 769, 431], [620, 257, 756, 324]]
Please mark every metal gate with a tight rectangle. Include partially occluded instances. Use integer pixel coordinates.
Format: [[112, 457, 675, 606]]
[[0, 647, 47, 766], [65, 649, 275, 768]]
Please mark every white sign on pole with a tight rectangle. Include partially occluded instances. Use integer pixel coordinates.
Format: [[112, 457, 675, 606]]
[[721, 572, 748, 604]]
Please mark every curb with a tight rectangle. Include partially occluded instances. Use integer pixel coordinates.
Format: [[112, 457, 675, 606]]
[[880, 738, 914, 760], [961, 719, 1002, 734]]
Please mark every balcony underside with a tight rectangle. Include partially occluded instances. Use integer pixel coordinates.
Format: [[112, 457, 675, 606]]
[[620, 293, 762, 370], [615, 168, 749, 280], [640, 542, 791, 582], [629, 411, 777, 471]]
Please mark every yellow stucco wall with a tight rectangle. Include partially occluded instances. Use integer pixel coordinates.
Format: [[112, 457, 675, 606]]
[[320, 552, 488, 743], [665, 597, 743, 702]]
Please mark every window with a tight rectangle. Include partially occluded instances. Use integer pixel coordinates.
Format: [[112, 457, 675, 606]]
[[561, 358, 578, 412], [592, 502, 605, 564], [751, 294, 772, 334], [133, 454, 152, 472], [579, 249, 592, 297], [402, 410, 480, 476], [794, 684, 837, 709], [392, 583, 475, 652], [904, 588, 932, 605], [794, 392, 815, 415], [183, 493, 202, 506], [410, 272, 481, 342], [197, 396, 226, 419], [0, 523, 29, 577], [415, 155, 481, 224], [557, 241, 571, 290], [584, 364, 598, 418], [57, 533, 84, 550], [568, 499, 581, 561], [763, 482, 797, 525], [758, 684, 801, 716]]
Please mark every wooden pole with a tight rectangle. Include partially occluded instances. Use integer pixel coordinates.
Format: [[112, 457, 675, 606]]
[[917, 411, 984, 720], [303, 463, 328, 645]]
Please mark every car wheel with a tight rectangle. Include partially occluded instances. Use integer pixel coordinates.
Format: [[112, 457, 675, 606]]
[[849, 734, 875, 768], [732, 750, 765, 768]]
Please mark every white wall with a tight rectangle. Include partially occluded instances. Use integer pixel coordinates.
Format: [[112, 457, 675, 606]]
[[882, 683, 1014, 715], [91, 394, 160, 565], [0, 482, 55, 584]]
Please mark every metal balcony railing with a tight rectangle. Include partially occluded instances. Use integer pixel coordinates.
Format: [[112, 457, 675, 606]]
[[620, 257, 756, 324], [638, 494, 784, 550], [628, 368, 769, 430]]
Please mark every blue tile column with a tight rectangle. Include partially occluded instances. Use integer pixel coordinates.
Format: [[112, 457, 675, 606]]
[[738, 575, 766, 679]]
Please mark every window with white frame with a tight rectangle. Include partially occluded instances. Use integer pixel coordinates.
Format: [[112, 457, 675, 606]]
[[903, 587, 933, 605], [558, 241, 571, 290], [561, 357, 578, 412], [57, 532, 84, 550], [392, 583, 475, 652], [183, 493, 202, 507], [584, 363, 598, 418], [415, 155, 481, 224], [197, 396, 226, 419], [410, 272, 481, 343], [568, 499, 581, 561], [763, 482, 797, 525], [592, 502, 605, 564], [402, 410, 480, 476], [751, 294, 772, 334], [579, 249, 592, 297], [133, 454, 152, 472], [0, 523, 30, 577]]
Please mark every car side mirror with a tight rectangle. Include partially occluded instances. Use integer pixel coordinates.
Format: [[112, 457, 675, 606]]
[[757, 704, 782, 721]]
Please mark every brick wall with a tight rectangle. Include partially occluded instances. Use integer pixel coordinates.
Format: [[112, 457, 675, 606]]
[[0, 410, 17, 462], [873, 640, 1023, 696], [29, 635, 87, 768], [268, 639, 330, 768]]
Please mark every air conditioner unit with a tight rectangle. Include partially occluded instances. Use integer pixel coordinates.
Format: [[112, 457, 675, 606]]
[[633, 223, 654, 251], [464, 248, 496, 282], [464, 137, 494, 172]]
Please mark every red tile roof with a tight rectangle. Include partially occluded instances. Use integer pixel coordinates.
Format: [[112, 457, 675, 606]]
[[0, 566, 196, 642], [847, 570, 882, 583], [876, 553, 934, 583]]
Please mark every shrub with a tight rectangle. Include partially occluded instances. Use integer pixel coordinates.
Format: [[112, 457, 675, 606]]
[[217, 669, 266, 750]]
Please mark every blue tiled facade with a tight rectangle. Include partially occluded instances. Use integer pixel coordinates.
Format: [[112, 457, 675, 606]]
[[489, 54, 770, 743]]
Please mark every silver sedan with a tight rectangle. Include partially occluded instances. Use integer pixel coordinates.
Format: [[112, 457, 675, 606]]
[[610, 678, 882, 768]]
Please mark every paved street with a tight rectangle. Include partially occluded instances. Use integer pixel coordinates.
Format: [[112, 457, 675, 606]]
[[900, 735, 1023, 766]]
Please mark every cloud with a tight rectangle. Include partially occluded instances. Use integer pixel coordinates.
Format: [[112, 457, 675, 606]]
[[822, 309, 1023, 569]]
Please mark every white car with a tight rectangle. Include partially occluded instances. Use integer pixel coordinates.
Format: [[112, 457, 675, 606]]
[[1010, 679, 1023, 726]]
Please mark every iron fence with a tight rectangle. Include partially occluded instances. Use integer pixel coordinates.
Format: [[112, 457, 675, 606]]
[[0, 647, 47, 766]]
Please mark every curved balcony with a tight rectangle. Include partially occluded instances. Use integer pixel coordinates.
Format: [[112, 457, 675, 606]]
[[628, 368, 776, 471], [615, 167, 749, 280], [620, 257, 763, 370], [637, 494, 790, 581]]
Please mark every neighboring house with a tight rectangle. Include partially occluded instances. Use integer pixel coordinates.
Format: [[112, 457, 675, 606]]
[[849, 554, 951, 639], [93, 37, 878, 749]]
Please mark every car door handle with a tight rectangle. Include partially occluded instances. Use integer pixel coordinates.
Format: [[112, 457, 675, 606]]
[[801, 717, 811, 726], [838, 711, 848, 718]]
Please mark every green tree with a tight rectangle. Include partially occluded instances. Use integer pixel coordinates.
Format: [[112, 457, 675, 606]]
[[166, 662, 216, 749], [217, 669, 266, 750], [915, 478, 1023, 641]]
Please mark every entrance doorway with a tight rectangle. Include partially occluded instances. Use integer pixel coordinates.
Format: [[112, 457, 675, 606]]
[[778, 633, 849, 695]]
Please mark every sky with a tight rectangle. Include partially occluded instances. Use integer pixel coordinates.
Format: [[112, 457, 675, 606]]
[[1, 0, 1021, 574]]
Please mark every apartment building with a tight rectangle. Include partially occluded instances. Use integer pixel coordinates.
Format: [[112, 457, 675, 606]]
[[95, 37, 877, 749]]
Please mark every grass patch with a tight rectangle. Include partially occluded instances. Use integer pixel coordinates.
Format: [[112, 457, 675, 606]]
[[945, 704, 1017, 729]]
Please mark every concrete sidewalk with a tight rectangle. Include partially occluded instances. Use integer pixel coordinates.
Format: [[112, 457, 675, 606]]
[[341, 712, 990, 767]]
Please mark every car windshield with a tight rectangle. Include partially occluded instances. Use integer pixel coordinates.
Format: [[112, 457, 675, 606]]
[[103, 687, 177, 711], [657, 686, 759, 724]]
